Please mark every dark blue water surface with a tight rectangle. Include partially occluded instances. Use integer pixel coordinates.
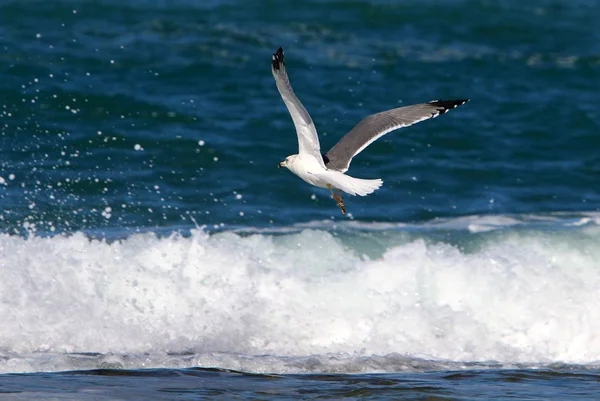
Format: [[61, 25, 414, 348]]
[[1, 0, 598, 233], [1, 0, 599, 399], [2, 368, 600, 400]]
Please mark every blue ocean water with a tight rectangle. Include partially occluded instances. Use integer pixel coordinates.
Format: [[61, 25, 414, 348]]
[[1, 0, 600, 399]]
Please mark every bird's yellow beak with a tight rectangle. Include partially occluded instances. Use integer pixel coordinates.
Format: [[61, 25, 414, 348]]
[[278, 161, 286, 168]]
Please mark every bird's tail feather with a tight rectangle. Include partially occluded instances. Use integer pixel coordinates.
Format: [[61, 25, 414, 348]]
[[334, 174, 383, 196]]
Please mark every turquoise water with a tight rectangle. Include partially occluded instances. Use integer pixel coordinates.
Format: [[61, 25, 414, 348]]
[[1, 0, 599, 399]]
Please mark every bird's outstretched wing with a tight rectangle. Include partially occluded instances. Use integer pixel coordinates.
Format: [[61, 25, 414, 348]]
[[272, 47, 324, 164], [324, 99, 470, 172]]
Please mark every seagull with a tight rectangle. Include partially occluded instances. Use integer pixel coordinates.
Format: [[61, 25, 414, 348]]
[[272, 47, 469, 215]]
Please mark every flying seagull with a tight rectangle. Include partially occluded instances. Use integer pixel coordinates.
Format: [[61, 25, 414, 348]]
[[272, 47, 469, 215]]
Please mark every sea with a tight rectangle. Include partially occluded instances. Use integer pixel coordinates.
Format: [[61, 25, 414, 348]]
[[1, 0, 599, 399]]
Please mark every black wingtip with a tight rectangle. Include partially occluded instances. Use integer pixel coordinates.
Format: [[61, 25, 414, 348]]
[[272, 47, 284, 70], [428, 99, 470, 114]]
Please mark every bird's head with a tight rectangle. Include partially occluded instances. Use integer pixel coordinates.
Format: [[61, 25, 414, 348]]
[[278, 154, 298, 170]]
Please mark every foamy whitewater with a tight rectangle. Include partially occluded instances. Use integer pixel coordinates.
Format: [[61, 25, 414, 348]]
[[1, 214, 600, 374]]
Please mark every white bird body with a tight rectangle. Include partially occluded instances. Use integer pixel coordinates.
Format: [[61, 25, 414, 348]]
[[283, 153, 383, 196]]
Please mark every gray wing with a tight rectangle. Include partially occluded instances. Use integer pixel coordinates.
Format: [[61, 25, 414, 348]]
[[324, 99, 469, 172], [272, 47, 324, 163]]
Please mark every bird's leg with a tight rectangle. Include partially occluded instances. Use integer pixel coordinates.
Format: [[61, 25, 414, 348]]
[[335, 189, 346, 215], [327, 184, 346, 215]]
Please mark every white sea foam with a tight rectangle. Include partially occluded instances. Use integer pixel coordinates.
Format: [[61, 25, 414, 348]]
[[0, 219, 599, 374]]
